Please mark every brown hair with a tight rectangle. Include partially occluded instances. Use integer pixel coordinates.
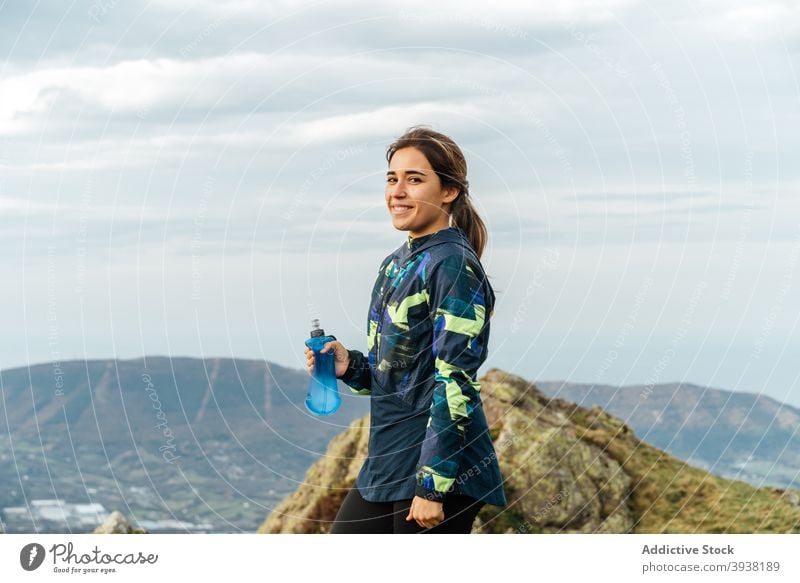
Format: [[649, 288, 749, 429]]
[[386, 125, 488, 259]]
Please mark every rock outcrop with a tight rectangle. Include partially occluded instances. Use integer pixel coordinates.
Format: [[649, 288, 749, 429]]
[[259, 368, 800, 534], [93, 511, 149, 534]]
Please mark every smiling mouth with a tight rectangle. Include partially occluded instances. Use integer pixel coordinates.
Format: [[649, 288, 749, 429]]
[[391, 204, 414, 215]]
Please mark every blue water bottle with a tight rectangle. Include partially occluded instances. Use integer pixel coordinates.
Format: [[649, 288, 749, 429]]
[[304, 318, 341, 416]]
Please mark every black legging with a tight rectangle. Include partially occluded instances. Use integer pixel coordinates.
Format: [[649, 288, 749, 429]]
[[330, 487, 485, 534]]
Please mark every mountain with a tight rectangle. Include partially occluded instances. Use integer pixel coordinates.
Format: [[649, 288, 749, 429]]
[[4, 357, 798, 534], [0, 355, 364, 442], [534, 380, 800, 490], [0, 356, 369, 533], [259, 368, 800, 534]]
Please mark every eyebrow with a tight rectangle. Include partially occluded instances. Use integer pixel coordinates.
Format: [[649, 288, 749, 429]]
[[386, 169, 428, 177]]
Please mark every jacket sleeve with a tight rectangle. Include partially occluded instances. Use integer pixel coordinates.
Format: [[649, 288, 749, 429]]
[[414, 254, 490, 502], [338, 255, 396, 396], [339, 349, 372, 395]]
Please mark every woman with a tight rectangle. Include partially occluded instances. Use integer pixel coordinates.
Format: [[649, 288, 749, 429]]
[[304, 125, 507, 533]]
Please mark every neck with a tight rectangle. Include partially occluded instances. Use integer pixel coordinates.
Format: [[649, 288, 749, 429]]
[[409, 220, 451, 239]]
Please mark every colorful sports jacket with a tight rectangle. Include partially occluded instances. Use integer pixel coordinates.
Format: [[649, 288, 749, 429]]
[[339, 226, 507, 507]]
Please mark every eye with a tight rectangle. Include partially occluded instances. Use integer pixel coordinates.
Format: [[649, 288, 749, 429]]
[[385, 176, 422, 183]]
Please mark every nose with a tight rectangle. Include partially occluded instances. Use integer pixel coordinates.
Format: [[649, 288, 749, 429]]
[[389, 183, 407, 199]]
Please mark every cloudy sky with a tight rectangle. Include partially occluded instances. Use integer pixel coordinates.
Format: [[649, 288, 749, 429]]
[[1, 0, 799, 406]]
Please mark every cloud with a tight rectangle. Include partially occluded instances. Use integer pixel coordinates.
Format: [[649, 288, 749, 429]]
[[0, 53, 276, 134], [568, 201, 764, 219], [565, 190, 719, 203], [711, 0, 800, 38], [150, 0, 639, 25], [283, 102, 485, 146], [0, 49, 492, 140], [0, 196, 59, 215]]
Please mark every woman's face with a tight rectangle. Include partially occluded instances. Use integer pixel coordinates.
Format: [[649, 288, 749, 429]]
[[385, 146, 459, 239]]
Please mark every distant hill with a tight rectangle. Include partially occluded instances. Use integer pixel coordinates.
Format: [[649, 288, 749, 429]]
[[4, 357, 798, 534], [0, 356, 368, 533], [0, 356, 368, 442], [260, 368, 800, 534], [534, 380, 800, 490]]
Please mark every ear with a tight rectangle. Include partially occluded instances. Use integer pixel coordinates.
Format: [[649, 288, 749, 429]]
[[442, 185, 460, 205]]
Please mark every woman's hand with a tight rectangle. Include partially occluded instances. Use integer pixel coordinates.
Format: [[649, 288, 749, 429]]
[[304, 340, 350, 379], [406, 496, 445, 529]]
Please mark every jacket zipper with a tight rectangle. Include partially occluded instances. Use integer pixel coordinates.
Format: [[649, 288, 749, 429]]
[[375, 255, 414, 356]]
